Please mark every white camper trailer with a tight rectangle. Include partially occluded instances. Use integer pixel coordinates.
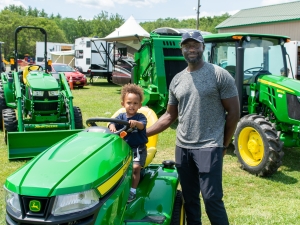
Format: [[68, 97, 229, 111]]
[[35, 42, 74, 65], [285, 41, 300, 79], [74, 37, 114, 83]]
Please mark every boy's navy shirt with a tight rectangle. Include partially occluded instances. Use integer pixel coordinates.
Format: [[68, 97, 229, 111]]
[[113, 112, 148, 147]]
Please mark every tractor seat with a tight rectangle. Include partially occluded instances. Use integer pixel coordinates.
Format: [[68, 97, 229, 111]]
[[224, 65, 236, 78], [23, 65, 40, 84], [111, 106, 158, 168]]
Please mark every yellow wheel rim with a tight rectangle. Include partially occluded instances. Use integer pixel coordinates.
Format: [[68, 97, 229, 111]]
[[238, 127, 264, 166]]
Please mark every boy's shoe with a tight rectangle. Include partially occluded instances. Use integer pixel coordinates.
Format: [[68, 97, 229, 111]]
[[127, 191, 136, 203]]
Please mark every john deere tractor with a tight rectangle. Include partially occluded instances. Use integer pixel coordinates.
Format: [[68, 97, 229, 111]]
[[133, 30, 300, 177], [0, 26, 83, 159]]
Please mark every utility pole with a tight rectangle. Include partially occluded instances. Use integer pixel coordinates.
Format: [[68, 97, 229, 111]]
[[196, 0, 201, 30]]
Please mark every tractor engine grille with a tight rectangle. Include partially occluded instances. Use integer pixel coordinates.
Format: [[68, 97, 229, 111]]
[[34, 102, 58, 111], [287, 94, 300, 120]]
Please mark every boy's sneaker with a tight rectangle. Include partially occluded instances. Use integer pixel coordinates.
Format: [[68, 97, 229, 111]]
[[127, 191, 136, 203]]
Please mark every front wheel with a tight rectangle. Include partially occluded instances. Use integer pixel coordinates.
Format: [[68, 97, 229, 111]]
[[2, 108, 18, 144], [73, 106, 83, 129], [234, 114, 284, 177]]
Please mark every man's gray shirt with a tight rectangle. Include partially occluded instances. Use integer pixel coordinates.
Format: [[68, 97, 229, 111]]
[[168, 62, 238, 149]]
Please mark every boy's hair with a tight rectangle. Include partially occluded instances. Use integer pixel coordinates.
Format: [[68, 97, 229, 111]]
[[121, 83, 144, 102]]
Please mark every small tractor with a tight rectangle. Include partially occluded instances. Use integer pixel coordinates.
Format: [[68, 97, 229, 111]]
[[0, 26, 83, 159], [4, 107, 185, 224], [133, 30, 300, 177]]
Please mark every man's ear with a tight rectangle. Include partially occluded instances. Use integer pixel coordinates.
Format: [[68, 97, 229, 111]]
[[121, 101, 124, 107]]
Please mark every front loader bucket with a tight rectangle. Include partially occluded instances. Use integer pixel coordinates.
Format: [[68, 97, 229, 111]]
[[7, 130, 83, 159]]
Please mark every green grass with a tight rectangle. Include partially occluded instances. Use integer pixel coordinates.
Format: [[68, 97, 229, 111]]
[[1, 79, 300, 224]]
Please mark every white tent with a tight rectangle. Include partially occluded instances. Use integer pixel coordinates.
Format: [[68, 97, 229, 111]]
[[101, 16, 150, 50], [49, 50, 75, 67]]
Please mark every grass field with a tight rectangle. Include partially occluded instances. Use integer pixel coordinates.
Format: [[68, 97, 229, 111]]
[[1, 79, 300, 224]]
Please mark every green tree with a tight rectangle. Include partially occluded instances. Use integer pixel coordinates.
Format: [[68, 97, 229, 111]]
[[91, 11, 124, 38]]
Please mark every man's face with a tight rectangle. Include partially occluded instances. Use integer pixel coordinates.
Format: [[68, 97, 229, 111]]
[[181, 40, 205, 64]]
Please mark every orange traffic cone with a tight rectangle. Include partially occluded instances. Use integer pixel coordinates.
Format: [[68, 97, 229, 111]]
[[69, 75, 73, 90]]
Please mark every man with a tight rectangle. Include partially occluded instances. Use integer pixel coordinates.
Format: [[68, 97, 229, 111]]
[[146, 31, 240, 225]]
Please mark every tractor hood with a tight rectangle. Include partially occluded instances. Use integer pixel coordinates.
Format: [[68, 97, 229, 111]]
[[26, 72, 59, 89], [5, 131, 131, 197], [258, 75, 300, 96]]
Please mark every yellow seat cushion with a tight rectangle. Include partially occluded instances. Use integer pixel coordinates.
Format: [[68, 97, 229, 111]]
[[111, 106, 158, 167], [23, 65, 40, 84]]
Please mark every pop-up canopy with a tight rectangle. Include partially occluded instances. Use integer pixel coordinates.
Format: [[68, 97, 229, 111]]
[[101, 16, 150, 50]]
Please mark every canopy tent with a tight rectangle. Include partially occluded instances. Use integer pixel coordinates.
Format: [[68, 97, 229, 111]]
[[101, 16, 150, 50], [49, 50, 75, 67]]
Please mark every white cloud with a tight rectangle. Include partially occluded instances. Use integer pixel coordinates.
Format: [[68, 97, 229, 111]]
[[65, 0, 166, 9], [178, 10, 238, 20], [261, 0, 296, 6], [0, 0, 25, 10]]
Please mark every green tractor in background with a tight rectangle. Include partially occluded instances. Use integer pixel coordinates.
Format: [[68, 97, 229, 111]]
[[133, 30, 300, 177], [0, 26, 83, 159]]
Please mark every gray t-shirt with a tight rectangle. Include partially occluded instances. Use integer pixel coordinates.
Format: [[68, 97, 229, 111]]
[[168, 62, 238, 149]]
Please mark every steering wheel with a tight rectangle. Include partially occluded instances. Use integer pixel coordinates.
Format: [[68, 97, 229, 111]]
[[28, 65, 44, 72], [244, 67, 263, 74], [86, 117, 130, 135]]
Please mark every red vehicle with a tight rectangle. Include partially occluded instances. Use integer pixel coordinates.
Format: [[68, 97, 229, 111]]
[[51, 63, 87, 88]]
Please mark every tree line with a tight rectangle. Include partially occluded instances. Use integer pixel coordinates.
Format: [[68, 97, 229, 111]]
[[0, 5, 230, 60]]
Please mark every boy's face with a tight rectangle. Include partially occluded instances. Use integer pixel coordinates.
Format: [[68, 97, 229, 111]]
[[121, 93, 142, 117]]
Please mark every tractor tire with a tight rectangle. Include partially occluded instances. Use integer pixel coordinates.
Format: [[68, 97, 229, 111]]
[[2, 108, 18, 145], [170, 190, 185, 225], [0, 87, 7, 125], [234, 114, 284, 177], [73, 106, 83, 129]]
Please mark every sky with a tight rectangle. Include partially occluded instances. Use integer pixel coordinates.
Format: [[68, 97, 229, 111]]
[[0, 0, 298, 22]]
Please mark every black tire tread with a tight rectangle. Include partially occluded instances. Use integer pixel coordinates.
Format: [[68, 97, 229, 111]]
[[170, 190, 185, 225], [73, 106, 83, 129], [2, 108, 18, 144]]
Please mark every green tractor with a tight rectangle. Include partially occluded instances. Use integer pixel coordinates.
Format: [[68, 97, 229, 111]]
[[134, 30, 299, 177], [4, 107, 185, 224], [0, 26, 83, 159]]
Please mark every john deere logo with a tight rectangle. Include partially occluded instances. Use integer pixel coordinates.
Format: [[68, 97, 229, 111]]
[[29, 200, 41, 212]]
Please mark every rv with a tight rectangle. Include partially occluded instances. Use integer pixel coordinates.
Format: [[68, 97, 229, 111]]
[[74, 37, 114, 83], [35, 42, 74, 65], [285, 41, 300, 79]]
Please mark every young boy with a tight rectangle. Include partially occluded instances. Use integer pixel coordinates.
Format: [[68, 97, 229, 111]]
[[109, 83, 148, 203]]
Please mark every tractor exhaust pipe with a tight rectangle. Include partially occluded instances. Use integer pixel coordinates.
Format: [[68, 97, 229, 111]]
[[236, 47, 244, 116]]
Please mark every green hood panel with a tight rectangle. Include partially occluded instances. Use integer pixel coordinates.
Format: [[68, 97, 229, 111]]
[[5, 132, 131, 197], [26, 72, 59, 89], [259, 75, 300, 95]]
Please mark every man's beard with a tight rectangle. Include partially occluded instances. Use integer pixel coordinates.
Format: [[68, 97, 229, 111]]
[[184, 52, 202, 64]]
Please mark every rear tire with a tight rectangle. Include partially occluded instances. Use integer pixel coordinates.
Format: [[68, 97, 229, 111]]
[[0, 85, 7, 126], [170, 190, 185, 225], [107, 74, 112, 83], [2, 108, 18, 144], [73, 106, 83, 129], [234, 114, 284, 177]]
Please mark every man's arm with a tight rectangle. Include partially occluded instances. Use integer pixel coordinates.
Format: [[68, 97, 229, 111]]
[[221, 95, 240, 150], [146, 104, 178, 137]]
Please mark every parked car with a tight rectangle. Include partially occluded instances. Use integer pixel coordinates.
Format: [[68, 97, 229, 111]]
[[51, 63, 87, 88], [111, 57, 135, 86]]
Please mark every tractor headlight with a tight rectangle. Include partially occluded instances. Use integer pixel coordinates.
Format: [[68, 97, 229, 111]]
[[297, 96, 300, 103], [51, 189, 100, 216], [48, 90, 59, 96], [32, 90, 44, 97], [4, 186, 21, 216]]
